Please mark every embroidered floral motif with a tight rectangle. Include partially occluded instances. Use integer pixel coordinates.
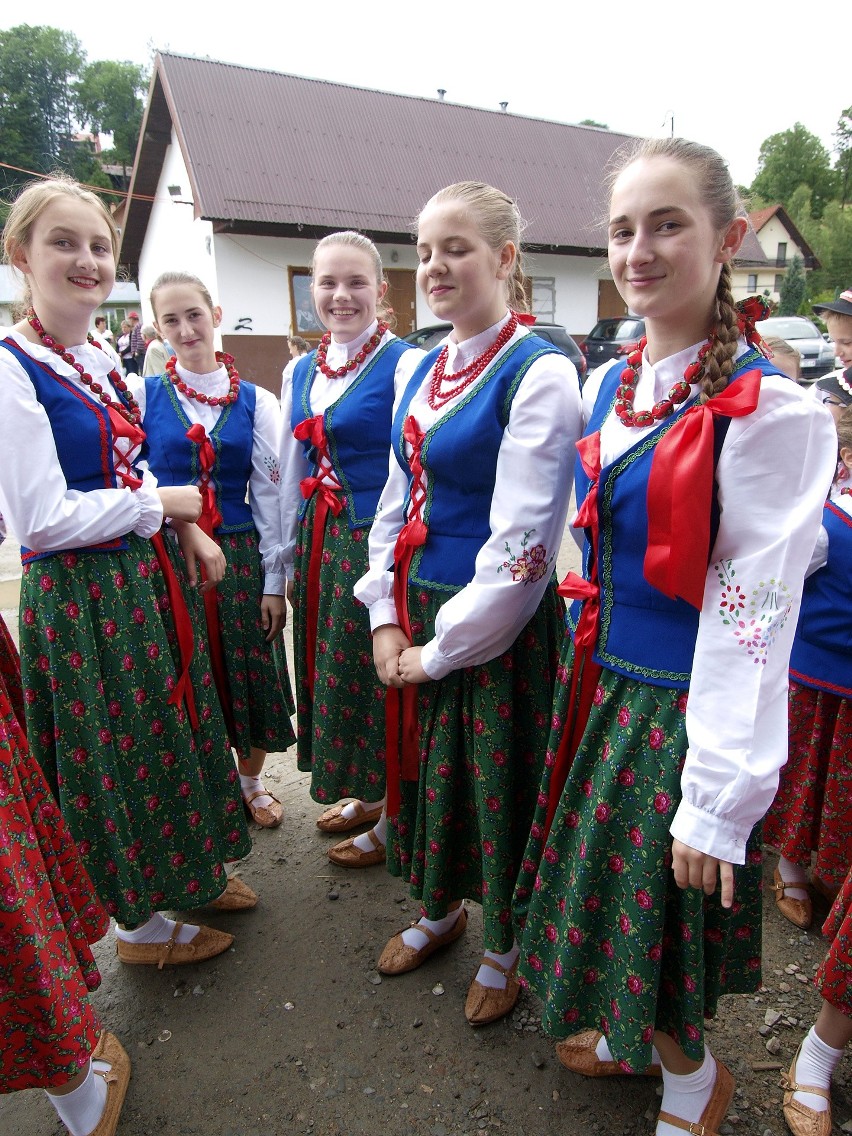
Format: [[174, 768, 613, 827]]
[[263, 455, 281, 485], [499, 530, 551, 585], [715, 560, 793, 664]]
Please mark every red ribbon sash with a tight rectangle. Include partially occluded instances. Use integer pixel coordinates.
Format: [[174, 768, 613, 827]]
[[184, 423, 235, 744], [150, 531, 199, 731], [294, 415, 343, 698], [106, 406, 144, 490], [644, 370, 761, 610]]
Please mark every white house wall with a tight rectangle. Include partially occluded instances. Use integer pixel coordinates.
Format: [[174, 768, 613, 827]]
[[136, 131, 217, 331]]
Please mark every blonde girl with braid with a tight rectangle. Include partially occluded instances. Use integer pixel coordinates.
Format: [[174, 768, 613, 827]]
[[355, 182, 582, 1024], [513, 139, 836, 1135]]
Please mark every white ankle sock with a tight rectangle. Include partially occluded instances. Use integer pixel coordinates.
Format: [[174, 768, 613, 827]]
[[240, 773, 273, 810], [352, 811, 387, 853], [792, 1025, 843, 1113], [45, 1062, 107, 1136], [401, 904, 464, 951], [779, 856, 809, 901], [475, 944, 519, 989], [114, 912, 199, 945], [340, 797, 384, 822], [595, 1034, 662, 1069], [657, 1049, 717, 1136]]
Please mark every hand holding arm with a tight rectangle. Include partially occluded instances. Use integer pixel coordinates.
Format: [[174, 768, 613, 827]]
[[373, 624, 411, 688], [171, 520, 226, 592], [157, 485, 202, 523], [398, 646, 430, 685]]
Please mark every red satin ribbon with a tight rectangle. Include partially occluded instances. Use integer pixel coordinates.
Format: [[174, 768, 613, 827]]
[[184, 423, 235, 744], [106, 406, 144, 490], [150, 531, 199, 731], [543, 431, 603, 840], [294, 415, 343, 698], [385, 416, 428, 817], [644, 370, 761, 609]]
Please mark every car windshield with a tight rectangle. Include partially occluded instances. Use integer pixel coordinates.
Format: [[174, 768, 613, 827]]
[[757, 318, 820, 340], [588, 318, 644, 341]]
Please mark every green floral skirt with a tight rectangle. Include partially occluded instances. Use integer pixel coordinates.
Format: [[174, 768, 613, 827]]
[[166, 527, 295, 760], [19, 535, 252, 925], [387, 583, 565, 953], [292, 500, 387, 803], [514, 656, 763, 1069]]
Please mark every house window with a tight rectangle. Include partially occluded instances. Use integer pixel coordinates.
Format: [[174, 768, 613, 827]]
[[288, 268, 323, 336], [776, 242, 787, 267], [530, 277, 556, 322], [747, 274, 757, 291], [774, 275, 784, 294]]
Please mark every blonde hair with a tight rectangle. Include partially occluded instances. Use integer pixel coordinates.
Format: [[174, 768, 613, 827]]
[[420, 182, 528, 312], [2, 175, 119, 306], [608, 138, 746, 403], [311, 231, 394, 329], [150, 271, 216, 319], [837, 405, 852, 455]]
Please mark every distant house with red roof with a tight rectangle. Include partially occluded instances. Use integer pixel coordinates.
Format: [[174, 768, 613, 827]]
[[120, 52, 768, 391], [730, 205, 820, 305]]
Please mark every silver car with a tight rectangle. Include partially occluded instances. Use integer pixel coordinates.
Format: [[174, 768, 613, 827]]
[[756, 316, 836, 383]]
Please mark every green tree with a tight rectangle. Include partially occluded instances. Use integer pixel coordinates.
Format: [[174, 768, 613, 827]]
[[834, 105, 851, 210], [750, 123, 836, 219], [0, 24, 85, 193], [75, 60, 148, 175], [778, 255, 806, 315]]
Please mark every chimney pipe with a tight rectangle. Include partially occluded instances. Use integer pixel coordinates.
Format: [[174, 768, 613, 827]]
[[499, 101, 508, 112], [437, 88, 446, 101]]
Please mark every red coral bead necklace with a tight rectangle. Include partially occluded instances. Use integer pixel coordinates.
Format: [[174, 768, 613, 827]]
[[28, 309, 142, 426], [615, 335, 713, 428], [428, 312, 518, 410], [317, 321, 389, 380], [165, 352, 241, 407]]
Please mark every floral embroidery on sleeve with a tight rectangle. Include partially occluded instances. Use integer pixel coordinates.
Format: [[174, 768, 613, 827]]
[[714, 559, 793, 665], [499, 529, 552, 585], [263, 455, 281, 485]]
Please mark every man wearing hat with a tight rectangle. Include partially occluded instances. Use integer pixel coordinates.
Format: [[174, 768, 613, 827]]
[[128, 311, 145, 374]]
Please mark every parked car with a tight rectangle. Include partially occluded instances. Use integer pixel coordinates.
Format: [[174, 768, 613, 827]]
[[581, 316, 646, 371], [402, 321, 587, 380], [755, 316, 836, 383]]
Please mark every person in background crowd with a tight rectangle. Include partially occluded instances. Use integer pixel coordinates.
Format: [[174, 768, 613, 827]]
[[141, 324, 168, 377]]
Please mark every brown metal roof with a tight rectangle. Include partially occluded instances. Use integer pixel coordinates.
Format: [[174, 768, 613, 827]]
[[121, 52, 767, 272]]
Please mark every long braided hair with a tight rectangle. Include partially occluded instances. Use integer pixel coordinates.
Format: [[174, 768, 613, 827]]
[[608, 138, 748, 404]]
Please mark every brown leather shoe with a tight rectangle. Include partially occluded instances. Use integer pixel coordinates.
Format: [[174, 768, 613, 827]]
[[327, 828, 386, 868], [316, 800, 384, 833], [555, 1029, 662, 1077], [206, 876, 258, 912], [773, 867, 813, 930], [243, 788, 284, 829], [781, 1041, 833, 1136], [89, 1032, 131, 1136], [658, 1056, 734, 1135], [465, 957, 520, 1026], [115, 923, 234, 969], [378, 906, 467, 975]]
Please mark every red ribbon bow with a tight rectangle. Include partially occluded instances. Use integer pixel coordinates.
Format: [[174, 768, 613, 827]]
[[644, 370, 762, 609], [106, 406, 145, 490], [511, 310, 537, 327], [186, 423, 223, 530]]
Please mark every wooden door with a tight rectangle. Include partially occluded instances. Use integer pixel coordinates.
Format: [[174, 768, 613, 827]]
[[598, 279, 626, 320], [385, 268, 417, 336]]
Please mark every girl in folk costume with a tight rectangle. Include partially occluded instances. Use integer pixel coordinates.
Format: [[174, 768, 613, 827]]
[[0, 177, 252, 969], [279, 232, 423, 864], [354, 183, 582, 1024], [765, 405, 852, 927], [0, 515, 130, 1136], [141, 272, 295, 830], [779, 863, 852, 1136], [513, 139, 836, 1135]]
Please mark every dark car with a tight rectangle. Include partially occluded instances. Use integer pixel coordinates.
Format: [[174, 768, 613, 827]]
[[402, 321, 587, 381], [581, 316, 646, 371]]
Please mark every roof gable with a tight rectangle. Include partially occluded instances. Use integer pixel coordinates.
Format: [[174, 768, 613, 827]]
[[747, 203, 820, 265], [122, 52, 767, 271]]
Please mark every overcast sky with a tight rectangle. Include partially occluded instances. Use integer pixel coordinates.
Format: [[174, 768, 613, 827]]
[[3, 2, 847, 189]]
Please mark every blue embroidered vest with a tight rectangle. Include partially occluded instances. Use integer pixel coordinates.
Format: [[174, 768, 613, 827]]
[[392, 335, 561, 593], [789, 500, 852, 698], [142, 375, 256, 532], [292, 338, 413, 530], [569, 349, 782, 688], [0, 338, 135, 563]]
